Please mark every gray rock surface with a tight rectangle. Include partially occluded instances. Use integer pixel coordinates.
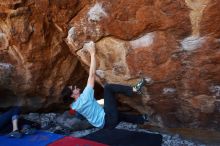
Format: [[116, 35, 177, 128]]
[[23, 113, 206, 146], [56, 111, 92, 131]]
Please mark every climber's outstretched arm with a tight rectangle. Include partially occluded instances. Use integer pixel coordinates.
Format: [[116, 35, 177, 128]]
[[86, 41, 96, 88]]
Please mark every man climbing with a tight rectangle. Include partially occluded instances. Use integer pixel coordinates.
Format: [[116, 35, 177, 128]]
[[62, 41, 148, 129]]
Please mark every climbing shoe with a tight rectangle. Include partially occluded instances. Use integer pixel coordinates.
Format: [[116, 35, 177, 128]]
[[7, 130, 22, 138], [133, 78, 146, 94], [21, 124, 36, 135]]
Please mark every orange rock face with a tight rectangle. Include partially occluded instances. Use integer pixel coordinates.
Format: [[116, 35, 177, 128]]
[[200, 0, 220, 38], [1, 0, 220, 131], [0, 0, 89, 109]]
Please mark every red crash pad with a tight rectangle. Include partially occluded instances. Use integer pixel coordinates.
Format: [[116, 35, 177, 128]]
[[48, 136, 108, 146]]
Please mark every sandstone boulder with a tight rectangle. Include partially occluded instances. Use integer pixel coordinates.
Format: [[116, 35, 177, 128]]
[[0, 0, 220, 131]]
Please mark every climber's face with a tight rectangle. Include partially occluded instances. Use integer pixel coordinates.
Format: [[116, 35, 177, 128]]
[[69, 85, 80, 100]]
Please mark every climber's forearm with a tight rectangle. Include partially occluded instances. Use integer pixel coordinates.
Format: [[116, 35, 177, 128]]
[[87, 49, 96, 88]]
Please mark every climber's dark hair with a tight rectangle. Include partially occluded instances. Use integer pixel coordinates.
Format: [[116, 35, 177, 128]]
[[61, 86, 72, 103]]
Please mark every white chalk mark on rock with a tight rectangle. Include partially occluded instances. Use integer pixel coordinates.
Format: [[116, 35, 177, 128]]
[[67, 27, 75, 43], [163, 88, 176, 95], [181, 36, 205, 51], [130, 33, 154, 49], [96, 70, 105, 78], [88, 3, 108, 22]]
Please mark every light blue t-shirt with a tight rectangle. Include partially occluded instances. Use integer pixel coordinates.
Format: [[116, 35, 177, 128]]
[[71, 85, 105, 128]]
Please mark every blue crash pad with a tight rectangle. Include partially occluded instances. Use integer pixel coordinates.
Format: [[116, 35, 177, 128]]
[[0, 130, 64, 146]]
